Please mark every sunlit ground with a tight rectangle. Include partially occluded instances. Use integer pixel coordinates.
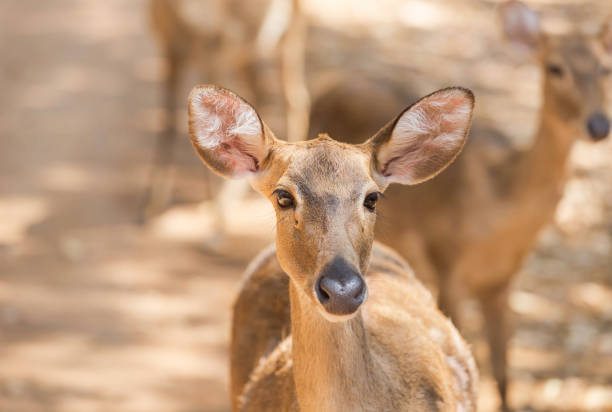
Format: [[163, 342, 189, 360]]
[[0, 0, 611, 411]]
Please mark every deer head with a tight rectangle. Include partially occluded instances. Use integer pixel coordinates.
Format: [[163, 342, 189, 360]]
[[188, 85, 474, 321], [501, 0, 612, 141]]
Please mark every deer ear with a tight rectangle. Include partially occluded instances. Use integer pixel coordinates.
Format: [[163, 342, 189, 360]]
[[369, 87, 474, 186], [500, 0, 541, 55], [188, 85, 275, 178], [600, 15, 612, 54]]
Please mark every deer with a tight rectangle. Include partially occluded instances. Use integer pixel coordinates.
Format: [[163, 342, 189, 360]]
[[143, 0, 310, 222], [187, 84, 479, 411], [303, 1, 612, 410]]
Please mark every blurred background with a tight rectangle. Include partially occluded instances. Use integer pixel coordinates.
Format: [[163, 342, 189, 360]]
[[1, 0, 611, 411]]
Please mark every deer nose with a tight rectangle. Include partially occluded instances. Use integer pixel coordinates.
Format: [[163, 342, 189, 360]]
[[586, 113, 610, 141], [315, 257, 366, 316]]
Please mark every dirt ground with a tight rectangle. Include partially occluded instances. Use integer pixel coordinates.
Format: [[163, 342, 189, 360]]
[[0, 0, 611, 411]]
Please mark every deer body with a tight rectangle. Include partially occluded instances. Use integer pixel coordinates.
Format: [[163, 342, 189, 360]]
[[186, 85, 478, 410], [235, 243, 477, 412]]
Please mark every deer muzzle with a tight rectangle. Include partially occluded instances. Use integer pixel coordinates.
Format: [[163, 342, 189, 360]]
[[586, 112, 610, 141]]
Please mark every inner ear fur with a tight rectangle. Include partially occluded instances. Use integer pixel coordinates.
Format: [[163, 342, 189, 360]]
[[365, 87, 474, 186], [500, 0, 542, 55], [188, 85, 279, 178]]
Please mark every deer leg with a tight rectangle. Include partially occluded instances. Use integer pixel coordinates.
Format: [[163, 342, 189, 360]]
[[479, 285, 511, 412], [280, 0, 309, 142], [437, 272, 464, 330], [141, 53, 181, 221]]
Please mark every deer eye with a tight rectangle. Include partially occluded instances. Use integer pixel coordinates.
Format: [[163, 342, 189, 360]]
[[601, 66, 611, 76], [274, 190, 295, 209], [364, 192, 380, 212], [547, 63, 564, 77]]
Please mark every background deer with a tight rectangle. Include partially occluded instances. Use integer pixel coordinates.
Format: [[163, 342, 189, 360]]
[[143, 0, 310, 220], [187, 85, 478, 411], [305, 1, 612, 410]]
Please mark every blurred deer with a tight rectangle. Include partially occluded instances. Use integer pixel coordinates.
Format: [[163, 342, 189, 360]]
[[306, 1, 612, 410], [187, 84, 478, 411], [143, 0, 309, 220]]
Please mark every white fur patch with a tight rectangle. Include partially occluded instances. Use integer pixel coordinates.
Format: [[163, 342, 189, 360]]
[[394, 105, 431, 137], [446, 354, 469, 392], [228, 105, 262, 139], [445, 318, 477, 412], [428, 327, 445, 344]]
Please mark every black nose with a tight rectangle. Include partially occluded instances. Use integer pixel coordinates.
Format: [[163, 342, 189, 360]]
[[315, 257, 366, 316], [586, 112, 610, 141]]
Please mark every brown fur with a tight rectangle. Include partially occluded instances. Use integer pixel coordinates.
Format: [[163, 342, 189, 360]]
[[301, 3, 612, 410], [230, 245, 291, 411]]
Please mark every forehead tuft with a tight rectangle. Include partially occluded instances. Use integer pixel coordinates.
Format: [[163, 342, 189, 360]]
[[286, 139, 371, 195]]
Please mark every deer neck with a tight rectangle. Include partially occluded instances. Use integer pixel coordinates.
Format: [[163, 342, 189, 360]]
[[518, 97, 576, 196], [289, 282, 383, 412]]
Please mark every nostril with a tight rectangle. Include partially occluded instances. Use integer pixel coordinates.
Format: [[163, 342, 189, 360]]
[[315, 277, 330, 302], [587, 113, 611, 141]]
